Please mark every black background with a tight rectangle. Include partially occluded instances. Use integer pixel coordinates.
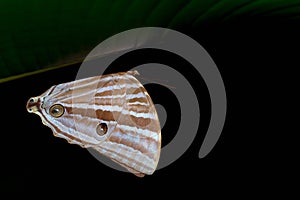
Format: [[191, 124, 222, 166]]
[[1, 17, 298, 195]]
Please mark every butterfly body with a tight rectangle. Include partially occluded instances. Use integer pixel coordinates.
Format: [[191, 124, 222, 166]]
[[26, 71, 161, 177]]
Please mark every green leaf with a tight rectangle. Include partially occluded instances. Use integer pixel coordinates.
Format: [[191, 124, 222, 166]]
[[0, 0, 299, 83]]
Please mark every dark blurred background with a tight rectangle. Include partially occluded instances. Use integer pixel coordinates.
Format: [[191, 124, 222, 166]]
[[0, 0, 299, 195]]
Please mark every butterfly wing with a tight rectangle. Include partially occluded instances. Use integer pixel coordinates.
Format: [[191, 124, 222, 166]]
[[94, 71, 161, 176], [27, 71, 161, 177]]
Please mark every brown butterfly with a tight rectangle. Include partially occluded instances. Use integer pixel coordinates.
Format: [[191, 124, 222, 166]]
[[26, 71, 161, 177]]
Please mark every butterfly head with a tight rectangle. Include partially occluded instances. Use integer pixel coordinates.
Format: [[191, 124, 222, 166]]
[[26, 85, 57, 116], [26, 97, 42, 113]]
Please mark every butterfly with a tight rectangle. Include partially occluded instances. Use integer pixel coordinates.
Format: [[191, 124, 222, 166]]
[[26, 70, 161, 177]]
